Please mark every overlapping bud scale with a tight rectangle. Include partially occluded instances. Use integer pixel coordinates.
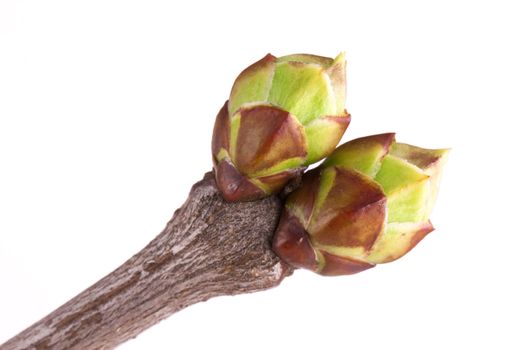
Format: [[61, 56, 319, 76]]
[[212, 53, 350, 202], [273, 133, 449, 276]]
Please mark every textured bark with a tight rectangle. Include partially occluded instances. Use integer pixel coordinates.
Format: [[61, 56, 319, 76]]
[[1, 172, 292, 350]]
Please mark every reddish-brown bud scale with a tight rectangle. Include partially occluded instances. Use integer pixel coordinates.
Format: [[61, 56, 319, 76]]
[[272, 209, 318, 271], [234, 106, 306, 175], [213, 104, 308, 202], [214, 159, 265, 202], [319, 251, 374, 276], [211, 102, 230, 161]]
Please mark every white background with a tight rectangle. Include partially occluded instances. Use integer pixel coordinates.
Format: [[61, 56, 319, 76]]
[[1, 1, 524, 349]]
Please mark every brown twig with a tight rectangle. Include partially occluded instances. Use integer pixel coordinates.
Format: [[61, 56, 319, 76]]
[[1, 172, 292, 350]]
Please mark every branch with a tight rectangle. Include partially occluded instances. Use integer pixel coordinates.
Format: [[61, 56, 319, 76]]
[[1, 172, 292, 350]]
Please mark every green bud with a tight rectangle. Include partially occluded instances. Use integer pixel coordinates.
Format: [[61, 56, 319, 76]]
[[212, 53, 350, 202], [272, 133, 449, 275]]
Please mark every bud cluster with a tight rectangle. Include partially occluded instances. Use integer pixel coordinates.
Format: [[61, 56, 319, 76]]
[[211, 53, 449, 276]]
